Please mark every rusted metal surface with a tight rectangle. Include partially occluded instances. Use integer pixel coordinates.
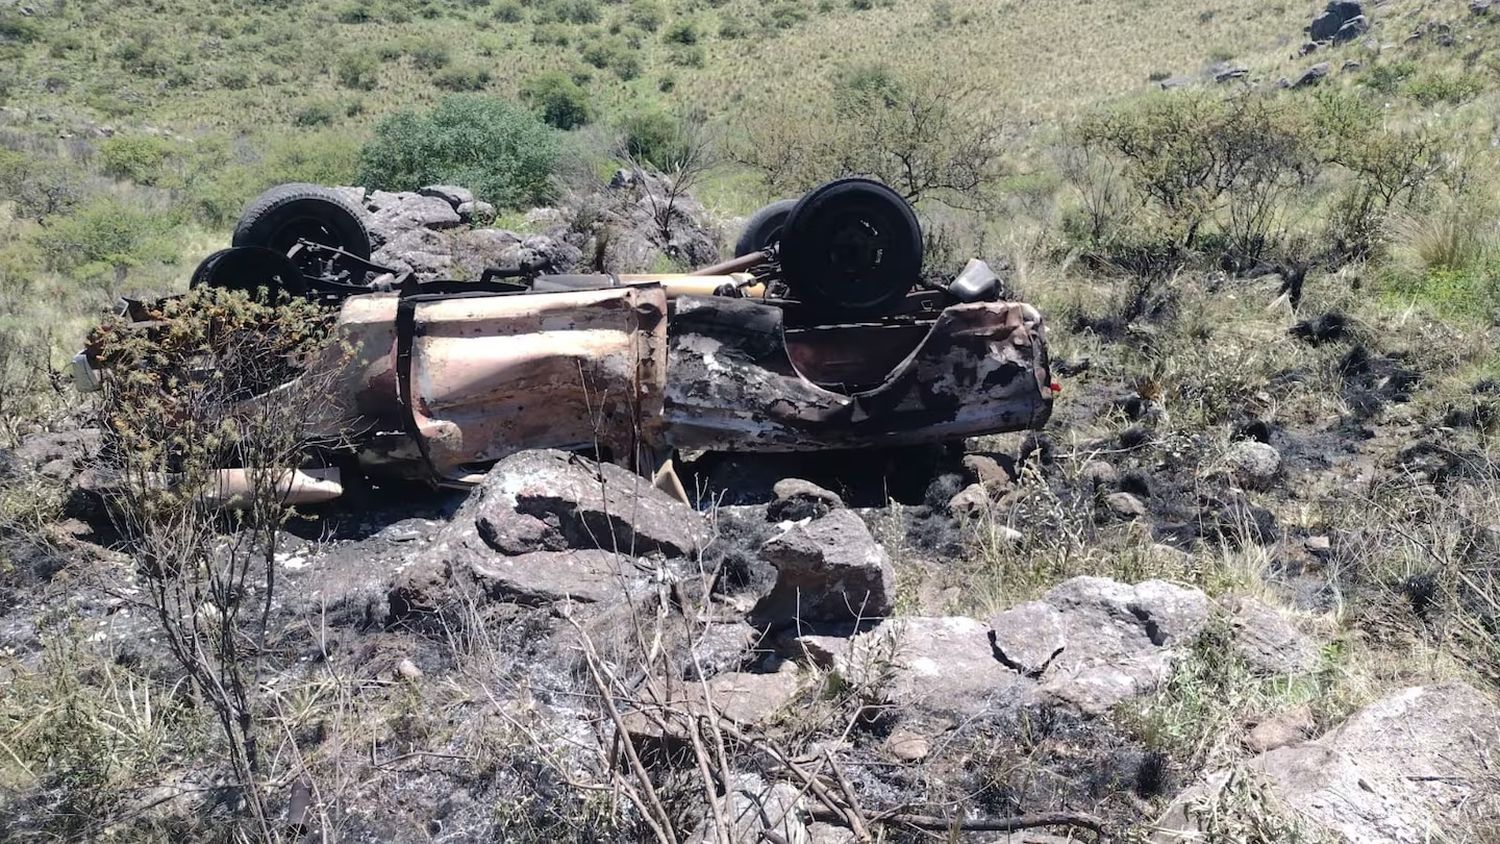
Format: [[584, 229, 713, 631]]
[[406, 285, 668, 478], [661, 296, 1052, 451], [85, 269, 1052, 494]]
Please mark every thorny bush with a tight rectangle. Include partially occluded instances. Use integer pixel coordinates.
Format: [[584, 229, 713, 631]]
[[94, 287, 340, 840]]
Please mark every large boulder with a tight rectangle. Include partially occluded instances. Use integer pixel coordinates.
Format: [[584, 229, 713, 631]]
[[1308, 1, 1366, 42], [989, 577, 1211, 714], [832, 616, 1030, 726], [473, 449, 708, 559], [1161, 682, 1500, 842], [365, 190, 463, 247], [750, 509, 895, 629], [388, 450, 710, 619]]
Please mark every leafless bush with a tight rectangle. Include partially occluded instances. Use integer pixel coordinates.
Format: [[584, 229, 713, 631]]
[[95, 288, 343, 839], [735, 65, 1008, 211]]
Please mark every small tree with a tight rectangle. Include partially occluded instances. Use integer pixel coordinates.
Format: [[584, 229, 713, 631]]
[[358, 95, 560, 208], [734, 64, 1007, 210]]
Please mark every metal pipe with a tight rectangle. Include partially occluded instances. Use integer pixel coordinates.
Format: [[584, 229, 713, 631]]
[[687, 251, 770, 277]]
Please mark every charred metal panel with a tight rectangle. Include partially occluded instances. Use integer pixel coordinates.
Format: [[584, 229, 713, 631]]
[[662, 296, 1052, 451], [407, 286, 668, 477]]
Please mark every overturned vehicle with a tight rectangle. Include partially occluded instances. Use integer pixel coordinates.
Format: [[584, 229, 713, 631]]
[[75, 178, 1056, 503]]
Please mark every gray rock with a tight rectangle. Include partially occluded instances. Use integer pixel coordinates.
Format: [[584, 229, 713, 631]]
[[686, 621, 759, 680], [767, 478, 844, 522], [471, 449, 709, 559], [1308, 1, 1365, 42], [1245, 704, 1314, 753], [366, 191, 464, 247], [1080, 459, 1118, 490], [456, 200, 496, 224], [991, 577, 1211, 714], [835, 616, 1029, 725], [1225, 440, 1282, 490], [451, 228, 523, 278], [1163, 682, 1500, 842], [1230, 597, 1319, 676], [987, 600, 1068, 677], [885, 728, 930, 761], [961, 453, 1013, 489], [1158, 76, 1192, 91], [1105, 491, 1148, 519], [417, 184, 475, 208], [1213, 64, 1250, 83], [687, 773, 809, 844], [387, 450, 710, 619], [752, 509, 894, 627], [947, 482, 993, 521], [1472, 0, 1493, 15], [807, 822, 858, 844], [1336, 14, 1369, 42], [519, 234, 581, 274], [1292, 62, 1332, 89], [424, 548, 647, 607]]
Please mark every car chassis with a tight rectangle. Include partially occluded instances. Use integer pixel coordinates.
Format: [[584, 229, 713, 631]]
[[75, 180, 1056, 505]]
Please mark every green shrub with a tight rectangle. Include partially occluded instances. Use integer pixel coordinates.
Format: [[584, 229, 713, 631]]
[[98, 135, 178, 186], [579, 36, 641, 79], [410, 40, 451, 70], [358, 95, 559, 208], [1359, 60, 1417, 95], [0, 10, 42, 42], [434, 64, 492, 91], [1383, 264, 1500, 322], [719, 16, 747, 38], [668, 44, 704, 67], [493, 0, 523, 21], [0, 150, 84, 219], [336, 51, 379, 90], [627, 0, 664, 31], [618, 108, 690, 169], [336, 2, 374, 23], [182, 131, 361, 226], [33, 197, 177, 291], [664, 19, 698, 44], [521, 71, 593, 129], [1404, 72, 1484, 107], [293, 101, 337, 126]]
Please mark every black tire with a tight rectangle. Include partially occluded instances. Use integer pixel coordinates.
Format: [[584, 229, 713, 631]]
[[232, 183, 372, 260], [734, 198, 796, 257], [189, 246, 308, 302], [779, 178, 922, 314]]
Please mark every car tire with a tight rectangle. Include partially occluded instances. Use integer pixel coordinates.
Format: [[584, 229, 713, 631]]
[[189, 246, 309, 301], [734, 198, 796, 257], [779, 177, 922, 315], [232, 183, 372, 260]]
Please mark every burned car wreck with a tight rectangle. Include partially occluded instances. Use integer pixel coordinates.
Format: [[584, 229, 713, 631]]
[[76, 177, 1055, 503]]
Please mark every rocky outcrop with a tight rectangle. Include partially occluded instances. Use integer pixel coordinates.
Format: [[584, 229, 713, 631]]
[[1308, 1, 1367, 43], [343, 170, 721, 280], [1161, 682, 1500, 842], [388, 449, 709, 619], [990, 577, 1211, 714]]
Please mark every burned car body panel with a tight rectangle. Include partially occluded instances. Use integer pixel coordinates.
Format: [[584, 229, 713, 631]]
[[266, 282, 1052, 482], [407, 285, 668, 479], [662, 296, 1052, 451]]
